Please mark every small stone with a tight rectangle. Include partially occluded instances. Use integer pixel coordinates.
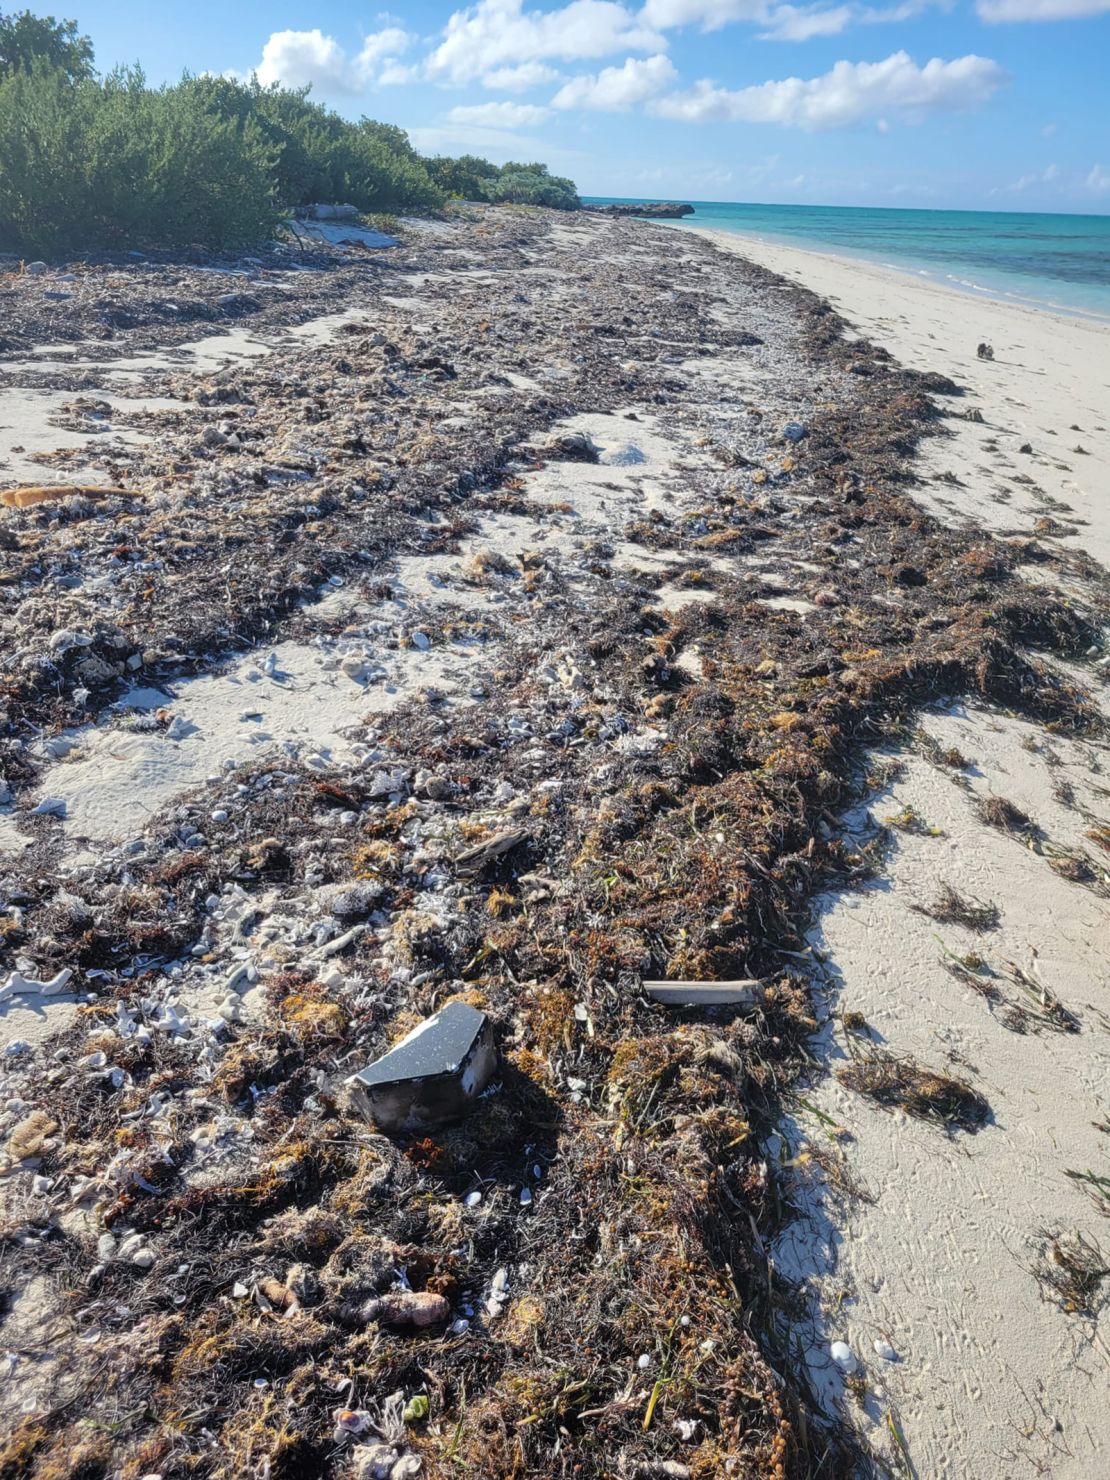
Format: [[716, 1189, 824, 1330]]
[[132, 1248, 155, 1269], [781, 421, 808, 443], [873, 1338, 897, 1362], [411, 631, 431, 650], [830, 1340, 858, 1373], [210, 809, 229, 824], [464, 1190, 482, 1207], [25, 261, 48, 275]]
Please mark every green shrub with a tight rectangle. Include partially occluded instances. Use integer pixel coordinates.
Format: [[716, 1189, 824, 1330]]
[[490, 162, 579, 211], [152, 75, 445, 217], [425, 153, 501, 200], [0, 64, 281, 254]]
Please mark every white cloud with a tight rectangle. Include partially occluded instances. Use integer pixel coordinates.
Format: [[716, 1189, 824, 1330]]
[[407, 121, 568, 164], [651, 51, 1007, 130], [1087, 164, 1110, 193], [552, 55, 678, 109], [641, 0, 943, 35], [759, 4, 856, 39], [482, 61, 563, 90], [1001, 162, 1058, 191], [426, 0, 665, 84], [254, 27, 411, 92], [446, 100, 553, 126], [976, 0, 1110, 18], [640, 0, 766, 26]]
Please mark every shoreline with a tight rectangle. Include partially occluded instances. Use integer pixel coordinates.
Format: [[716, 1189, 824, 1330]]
[[698, 220, 1110, 1476], [682, 219, 1110, 328]]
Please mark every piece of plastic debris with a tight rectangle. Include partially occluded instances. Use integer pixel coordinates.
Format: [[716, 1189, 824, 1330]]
[[347, 1002, 497, 1134]]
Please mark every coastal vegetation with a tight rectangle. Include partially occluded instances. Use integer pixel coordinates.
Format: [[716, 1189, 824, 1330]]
[[0, 8, 581, 256]]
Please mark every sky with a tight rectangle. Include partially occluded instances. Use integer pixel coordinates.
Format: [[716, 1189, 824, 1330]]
[[70, 0, 1110, 211]]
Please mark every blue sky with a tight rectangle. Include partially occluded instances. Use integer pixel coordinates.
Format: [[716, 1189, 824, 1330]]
[[72, 0, 1110, 210]]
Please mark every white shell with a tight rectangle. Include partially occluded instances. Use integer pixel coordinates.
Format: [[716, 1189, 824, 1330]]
[[873, 1338, 898, 1362], [830, 1340, 858, 1373]]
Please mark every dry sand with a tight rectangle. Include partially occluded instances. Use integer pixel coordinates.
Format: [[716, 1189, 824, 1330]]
[[700, 228, 1110, 1478]]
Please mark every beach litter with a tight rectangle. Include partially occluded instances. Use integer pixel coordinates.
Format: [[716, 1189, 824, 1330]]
[[347, 1002, 497, 1132]]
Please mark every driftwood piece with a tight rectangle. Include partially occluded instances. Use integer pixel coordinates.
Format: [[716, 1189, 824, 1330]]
[[1, 484, 138, 508], [453, 827, 529, 878]]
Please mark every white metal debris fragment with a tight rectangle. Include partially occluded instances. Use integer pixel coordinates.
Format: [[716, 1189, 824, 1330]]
[[643, 979, 764, 1007], [348, 1002, 497, 1133]]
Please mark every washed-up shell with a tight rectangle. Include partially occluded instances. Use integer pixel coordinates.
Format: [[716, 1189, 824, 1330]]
[[352, 1445, 412, 1480], [333, 1407, 375, 1439], [830, 1340, 858, 1373]]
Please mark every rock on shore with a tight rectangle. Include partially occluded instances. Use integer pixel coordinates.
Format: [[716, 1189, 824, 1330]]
[[588, 201, 694, 218]]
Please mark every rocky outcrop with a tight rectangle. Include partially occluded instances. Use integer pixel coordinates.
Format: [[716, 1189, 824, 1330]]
[[588, 201, 694, 219]]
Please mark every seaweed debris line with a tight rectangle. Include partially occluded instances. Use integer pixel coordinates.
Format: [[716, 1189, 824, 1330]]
[[0, 206, 1108, 1479]]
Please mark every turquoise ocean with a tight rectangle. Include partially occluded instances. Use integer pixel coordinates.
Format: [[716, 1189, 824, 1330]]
[[584, 198, 1110, 321]]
